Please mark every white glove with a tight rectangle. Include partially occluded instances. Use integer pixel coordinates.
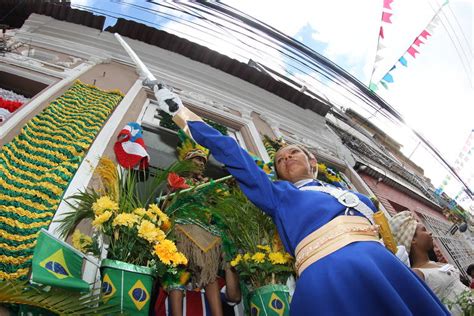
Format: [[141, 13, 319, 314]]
[[395, 245, 410, 267], [153, 85, 183, 116], [286, 275, 296, 297]]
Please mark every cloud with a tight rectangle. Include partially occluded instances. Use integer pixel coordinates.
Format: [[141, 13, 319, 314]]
[[224, 0, 380, 82]]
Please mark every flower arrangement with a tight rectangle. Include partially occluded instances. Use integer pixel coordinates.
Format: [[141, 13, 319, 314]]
[[209, 187, 295, 289], [230, 244, 293, 288], [57, 156, 195, 277], [91, 197, 186, 274]]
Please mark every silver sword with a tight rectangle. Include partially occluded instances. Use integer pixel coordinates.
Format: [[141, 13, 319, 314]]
[[114, 33, 178, 112]]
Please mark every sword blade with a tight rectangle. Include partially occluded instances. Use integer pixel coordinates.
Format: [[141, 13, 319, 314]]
[[114, 33, 156, 81]]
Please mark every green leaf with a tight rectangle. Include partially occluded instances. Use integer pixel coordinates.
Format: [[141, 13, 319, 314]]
[[0, 281, 121, 315]]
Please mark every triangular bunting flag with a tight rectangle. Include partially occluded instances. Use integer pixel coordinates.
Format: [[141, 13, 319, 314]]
[[420, 30, 431, 39], [380, 81, 389, 89], [432, 16, 441, 26], [390, 65, 396, 71], [382, 12, 393, 23], [382, 73, 394, 83], [379, 26, 385, 39], [398, 56, 408, 67], [375, 54, 384, 63], [377, 41, 386, 50], [369, 82, 379, 92], [407, 46, 419, 58], [413, 37, 424, 46], [426, 24, 437, 33], [383, 0, 394, 10]]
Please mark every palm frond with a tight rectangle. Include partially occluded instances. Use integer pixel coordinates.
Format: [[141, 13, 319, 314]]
[[210, 187, 275, 253], [0, 281, 121, 315], [55, 189, 101, 239]]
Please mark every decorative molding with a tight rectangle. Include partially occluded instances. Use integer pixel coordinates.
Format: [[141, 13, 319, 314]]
[[0, 53, 68, 78], [259, 113, 283, 138], [239, 108, 252, 120], [0, 63, 58, 85], [0, 61, 95, 139]]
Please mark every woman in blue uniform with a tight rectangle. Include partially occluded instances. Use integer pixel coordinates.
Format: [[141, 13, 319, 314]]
[[152, 86, 448, 315]]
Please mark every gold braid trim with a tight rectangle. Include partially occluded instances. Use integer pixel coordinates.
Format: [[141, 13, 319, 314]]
[[373, 211, 397, 254]]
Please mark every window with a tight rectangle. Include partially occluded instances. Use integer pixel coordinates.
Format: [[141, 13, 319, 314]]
[[417, 212, 474, 280], [0, 71, 48, 124], [139, 100, 249, 180]]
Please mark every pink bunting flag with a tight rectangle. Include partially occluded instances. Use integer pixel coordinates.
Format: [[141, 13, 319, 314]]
[[382, 12, 393, 23], [379, 26, 384, 39], [383, 0, 394, 10], [413, 37, 424, 46], [407, 46, 419, 58], [419, 30, 431, 39]]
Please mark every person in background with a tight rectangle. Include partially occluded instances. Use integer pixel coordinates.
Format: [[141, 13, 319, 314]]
[[467, 264, 474, 289], [152, 85, 449, 315], [389, 211, 471, 315], [165, 131, 223, 316]]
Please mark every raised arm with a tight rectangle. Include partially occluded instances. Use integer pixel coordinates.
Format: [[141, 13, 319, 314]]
[[149, 85, 282, 215], [186, 119, 282, 215]]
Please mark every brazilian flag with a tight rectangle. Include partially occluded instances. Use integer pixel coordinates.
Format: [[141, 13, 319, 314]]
[[249, 284, 291, 316], [100, 259, 155, 315], [31, 229, 90, 292]]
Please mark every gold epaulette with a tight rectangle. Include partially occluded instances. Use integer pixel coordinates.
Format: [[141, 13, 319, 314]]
[[373, 211, 397, 254]]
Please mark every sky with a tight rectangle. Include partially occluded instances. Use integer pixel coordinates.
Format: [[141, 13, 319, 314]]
[[223, 0, 473, 206], [69, 0, 473, 210]]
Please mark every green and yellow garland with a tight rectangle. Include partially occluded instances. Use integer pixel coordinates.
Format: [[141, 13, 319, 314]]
[[0, 81, 123, 280]]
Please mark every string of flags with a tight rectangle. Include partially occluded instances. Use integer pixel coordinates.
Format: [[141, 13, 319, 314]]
[[435, 130, 474, 199], [369, 0, 394, 87], [369, 1, 449, 92]]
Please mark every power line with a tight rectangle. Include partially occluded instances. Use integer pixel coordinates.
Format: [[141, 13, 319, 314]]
[[445, 1, 473, 56], [428, 1, 473, 86]]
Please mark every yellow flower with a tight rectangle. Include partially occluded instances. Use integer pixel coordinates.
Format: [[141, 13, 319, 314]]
[[161, 218, 171, 231], [268, 252, 287, 264], [72, 229, 82, 248], [133, 208, 147, 217], [149, 204, 169, 223], [112, 213, 139, 228], [92, 196, 118, 215], [92, 211, 112, 227], [138, 220, 165, 243], [257, 245, 271, 253], [243, 253, 251, 261], [230, 254, 242, 267], [71, 229, 93, 253], [145, 210, 157, 222], [154, 239, 178, 265], [148, 204, 162, 215], [179, 271, 191, 284], [251, 252, 266, 264], [171, 252, 188, 266]]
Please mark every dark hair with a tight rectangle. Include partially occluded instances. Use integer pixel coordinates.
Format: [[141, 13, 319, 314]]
[[467, 263, 474, 276], [273, 145, 316, 179]]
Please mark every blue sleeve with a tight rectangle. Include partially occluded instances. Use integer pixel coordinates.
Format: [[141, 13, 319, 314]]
[[188, 121, 281, 216]]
